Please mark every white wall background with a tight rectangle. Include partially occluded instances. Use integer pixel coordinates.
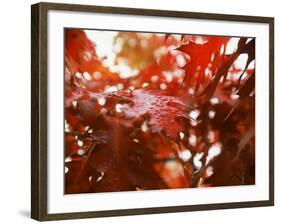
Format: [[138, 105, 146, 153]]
[[0, 0, 279, 223]]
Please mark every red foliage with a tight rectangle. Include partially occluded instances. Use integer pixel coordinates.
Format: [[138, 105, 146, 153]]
[[177, 36, 230, 89], [64, 29, 255, 194]]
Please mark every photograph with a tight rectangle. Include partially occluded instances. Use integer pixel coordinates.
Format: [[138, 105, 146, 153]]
[[64, 28, 256, 194], [30, 2, 274, 220]]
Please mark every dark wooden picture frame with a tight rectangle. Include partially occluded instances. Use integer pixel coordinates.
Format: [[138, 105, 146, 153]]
[[31, 2, 274, 221]]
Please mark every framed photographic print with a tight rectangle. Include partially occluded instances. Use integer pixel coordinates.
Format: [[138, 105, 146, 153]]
[[31, 2, 274, 221]]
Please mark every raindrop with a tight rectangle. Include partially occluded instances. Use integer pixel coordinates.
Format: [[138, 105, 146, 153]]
[[96, 171, 104, 182], [65, 167, 69, 174], [193, 152, 204, 169], [188, 88, 195, 95], [209, 143, 222, 157], [65, 157, 72, 163], [179, 132, 185, 140], [77, 140, 83, 147], [117, 83, 124, 90], [189, 134, 197, 147], [230, 93, 239, 100], [163, 72, 173, 83], [133, 138, 140, 143], [98, 97, 106, 106], [220, 44, 225, 55], [211, 53, 215, 62], [178, 149, 192, 162], [105, 86, 118, 93], [89, 176, 93, 182], [115, 104, 123, 113], [141, 121, 149, 132], [142, 82, 149, 88], [208, 110, 216, 119], [175, 69, 184, 78], [205, 166, 214, 177], [100, 108, 108, 114], [65, 120, 70, 132], [204, 67, 212, 77], [190, 120, 198, 127], [72, 101, 77, 108], [83, 71, 92, 80], [77, 149, 85, 156], [207, 130, 215, 142], [83, 51, 92, 61], [206, 143, 222, 165], [189, 109, 200, 120], [151, 75, 159, 83], [160, 83, 167, 90], [210, 97, 219, 105], [75, 72, 83, 79], [176, 54, 186, 67], [93, 71, 102, 80], [249, 91, 255, 97]]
